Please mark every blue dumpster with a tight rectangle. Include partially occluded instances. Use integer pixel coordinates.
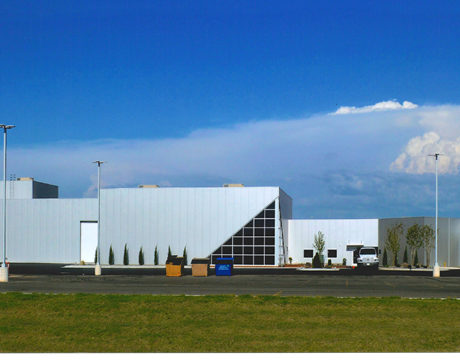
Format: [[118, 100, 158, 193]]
[[215, 257, 234, 276]]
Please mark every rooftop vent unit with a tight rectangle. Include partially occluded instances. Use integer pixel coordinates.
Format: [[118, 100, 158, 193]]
[[223, 184, 244, 187], [138, 184, 160, 188], [17, 177, 34, 181]]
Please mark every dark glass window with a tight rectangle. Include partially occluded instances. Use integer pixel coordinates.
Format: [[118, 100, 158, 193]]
[[254, 247, 264, 254], [244, 256, 253, 264], [265, 219, 275, 227], [243, 228, 253, 236], [265, 237, 275, 246], [233, 246, 242, 255], [265, 256, 275, 265], [234, 256, 243, 264], [304, 249, 314, 258], [233, 237, 242, 245], [254, 237, 264, 245], [255, 219, 264, 227], [212, 255, 220, 263], [243, 238, 253, 246], [254, 228, 264, 236], [223, 238, 232, 246], [234, 229, 243, 237], [265, 247, 275, 255], [244, 246, 253, 255], [254, 256, 264, 265], [265, 228, 275, 236], [328, 249, 337, 258], [245, 220, 254, 228], [255, 210, 264, 219], [265, 210, 275, 218], [267, 202, 275, 210], [222, 246, 232, 255]]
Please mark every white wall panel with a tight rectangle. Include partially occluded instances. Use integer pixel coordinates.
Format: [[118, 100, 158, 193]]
[[287, 219, 379, 264], [100, 187, 283, 264]]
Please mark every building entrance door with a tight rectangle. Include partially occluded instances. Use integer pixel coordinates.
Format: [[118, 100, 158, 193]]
[[80, 222, 98, 263]]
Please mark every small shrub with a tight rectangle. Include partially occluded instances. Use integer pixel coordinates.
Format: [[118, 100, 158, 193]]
[[154, 246, 159, 265], [327, 259, 332, 267], [108, 245, 114, 265], [382, 248, 388, 266], [138, 247, 144, 265], [183, 246, 188, 265], [289, 257, 293, 264], [304, 262, 312, 268], [312, 252, 322, 268], [123, 244, 129, 265], [342, 258, 347, 266]]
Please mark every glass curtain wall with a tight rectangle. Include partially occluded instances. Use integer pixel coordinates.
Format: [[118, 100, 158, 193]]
[[210, 201, 276, 265]]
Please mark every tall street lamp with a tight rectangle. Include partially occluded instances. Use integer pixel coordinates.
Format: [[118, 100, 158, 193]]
[[429, 153, 441, 278], [93, 161, 104, 276], [0, 125, 15, 283]]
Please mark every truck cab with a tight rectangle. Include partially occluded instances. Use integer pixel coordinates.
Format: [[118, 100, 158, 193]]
[[356, 247, 379, 269]]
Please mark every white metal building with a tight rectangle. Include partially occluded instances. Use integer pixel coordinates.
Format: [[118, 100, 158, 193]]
[[0, 178, 459, 267]]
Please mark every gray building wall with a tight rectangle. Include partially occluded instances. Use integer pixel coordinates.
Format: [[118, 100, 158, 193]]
[[2, 179, 58, 199], [378, 217, 460, 267], [1, 199, 97, 263]]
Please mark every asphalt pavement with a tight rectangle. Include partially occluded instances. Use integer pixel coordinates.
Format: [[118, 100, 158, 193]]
[[2, 263, 460, 298]]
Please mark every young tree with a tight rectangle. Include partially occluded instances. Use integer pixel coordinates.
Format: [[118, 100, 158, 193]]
[[94, 248, 98, 264], [385, 224, 403, 266], [154, 246, 159, 265], [183, 246, 188, 265], [406, 224, 423, 266], [108, 245, 114, 265], [403, 246, 408, 264], [123, 244, 129, 265], [421, 225, 435, 267], [414, 251, 419, 267], [138, 247, 144, 265], [313, 231, 326, 257]]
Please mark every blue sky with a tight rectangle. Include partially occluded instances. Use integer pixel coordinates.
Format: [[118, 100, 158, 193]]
[[1, 1, 460, 218]]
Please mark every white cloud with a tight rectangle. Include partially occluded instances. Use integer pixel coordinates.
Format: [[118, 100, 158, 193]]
[[390, 132, 460, 174], [333, 100, 418, 115]]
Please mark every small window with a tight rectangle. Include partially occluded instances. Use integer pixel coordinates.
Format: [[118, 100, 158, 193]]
[[304, 249, 314, 258], [328, 249, 337, 258]]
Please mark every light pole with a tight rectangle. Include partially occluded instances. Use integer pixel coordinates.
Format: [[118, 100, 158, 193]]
[[93, 161, 104, 276], [429, 153, 441, 278], [0, 125, 15, 283]]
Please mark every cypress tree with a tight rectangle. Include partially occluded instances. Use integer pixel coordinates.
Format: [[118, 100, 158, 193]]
[[109, 245, 114, 265], [383, 248, 388, 267], [414, 251, 419, 267], [154, 246, 159, 265], [403, 246, 408, 263], [312, 252, 322, 268], [123, 244, 129, 265], [138, 247, 144, 265], [183, 246, 188, 265], [168, 246, 172, 258], [94, 248, 98, 264]]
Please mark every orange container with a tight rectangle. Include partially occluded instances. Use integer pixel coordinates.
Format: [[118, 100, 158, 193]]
[[166, 256, 184, 277]]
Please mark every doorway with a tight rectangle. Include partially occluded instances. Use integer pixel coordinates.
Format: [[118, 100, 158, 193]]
[[80, 222, 98, 263]]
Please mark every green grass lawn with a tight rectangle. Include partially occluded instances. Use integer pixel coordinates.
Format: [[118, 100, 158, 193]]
[[0, 293, 459, 352]]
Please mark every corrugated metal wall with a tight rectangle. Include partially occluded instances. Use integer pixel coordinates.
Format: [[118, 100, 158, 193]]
[[100, 187, 283, 265], [287, 219, 379, 265], [1, 199, 97, 263], [379, 217, 460, 267]]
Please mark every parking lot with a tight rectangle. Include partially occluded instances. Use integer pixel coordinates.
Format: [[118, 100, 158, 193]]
[[2, 263, 460, 298]]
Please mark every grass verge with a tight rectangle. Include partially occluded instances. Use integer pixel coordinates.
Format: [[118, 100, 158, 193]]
[[0, 293, 459, 352]]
